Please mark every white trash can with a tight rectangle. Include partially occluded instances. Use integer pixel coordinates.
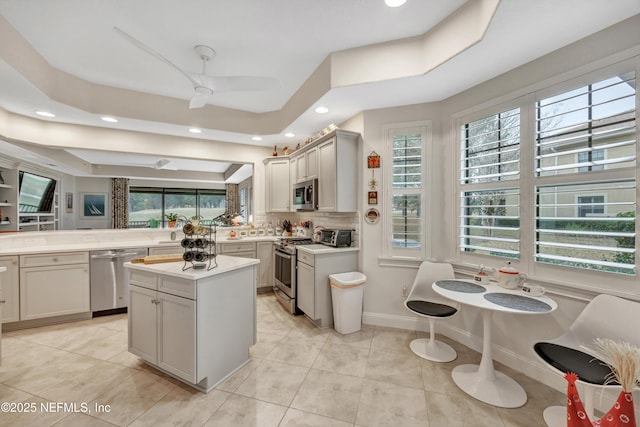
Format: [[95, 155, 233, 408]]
[[329, 272, 366, 335]]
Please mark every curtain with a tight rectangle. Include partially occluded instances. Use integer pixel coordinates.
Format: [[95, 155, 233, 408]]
[[225, 183, 239, 215], [111, 178, 129, 229]]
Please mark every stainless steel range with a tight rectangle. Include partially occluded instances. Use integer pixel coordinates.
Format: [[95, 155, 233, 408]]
[[273, 237, 313, 313]]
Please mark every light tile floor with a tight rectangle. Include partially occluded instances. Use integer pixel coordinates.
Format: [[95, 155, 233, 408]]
[[0, 293, 564, 426]]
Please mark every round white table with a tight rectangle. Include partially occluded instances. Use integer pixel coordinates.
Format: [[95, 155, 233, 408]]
[[432, 279, 557, 408]]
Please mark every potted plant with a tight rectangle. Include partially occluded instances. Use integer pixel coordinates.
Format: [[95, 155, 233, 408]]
[[148, 218, 159, 228], [165, 213, 178, 228], [190, 215, 202, 225]]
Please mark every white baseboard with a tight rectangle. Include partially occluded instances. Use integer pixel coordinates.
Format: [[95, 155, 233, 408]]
[[362, 311, 631, 416]]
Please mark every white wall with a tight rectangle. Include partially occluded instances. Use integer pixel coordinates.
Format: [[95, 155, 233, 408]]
[[73, 177, 111, 230], [356, 15, 640, 410]]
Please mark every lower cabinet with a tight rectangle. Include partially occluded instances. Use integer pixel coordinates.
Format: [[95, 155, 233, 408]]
[[0, 256, 19, 323], [256, 242, 273, 291], [295, 250, 358, 328], [19, 253, 90, 321], [127, 263, 257, 392], [129, 283, 196, 382], [218, 240, 273, 291], [296, 260, 315, 318]]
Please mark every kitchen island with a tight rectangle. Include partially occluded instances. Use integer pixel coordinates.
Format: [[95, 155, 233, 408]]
[[124, 255, 259, 392]]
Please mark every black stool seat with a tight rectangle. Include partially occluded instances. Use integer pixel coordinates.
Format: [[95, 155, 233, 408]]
[[534, 342, 617, 385], [406, 300, 457, 318]]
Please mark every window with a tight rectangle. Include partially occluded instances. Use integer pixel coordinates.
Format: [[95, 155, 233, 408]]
[[577, 195, 605, 217], [128, 187, 226, 226], [535, 72, 636, 275], [384, 123, 429, 258], [578, 149, 604, 172], [460, 108, 521, 259]]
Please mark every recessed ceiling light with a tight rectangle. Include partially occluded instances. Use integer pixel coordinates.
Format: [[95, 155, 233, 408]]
[[252, 136, 263, 141], [385, 0, 407, 7], [284, 132, 295, 138], [314, 106, 329, 114], [101, 116, 118, 123], [36, 111, 55, 118], [189, 128, 202, 134]]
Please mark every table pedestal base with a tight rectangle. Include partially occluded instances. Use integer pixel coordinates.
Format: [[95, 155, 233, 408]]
[[451, 364, 527, 408]]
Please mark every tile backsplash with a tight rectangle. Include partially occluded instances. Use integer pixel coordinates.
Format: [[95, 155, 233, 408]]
[[255, 212, 359, 246]]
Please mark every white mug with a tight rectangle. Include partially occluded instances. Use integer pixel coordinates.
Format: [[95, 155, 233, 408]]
[[521, 283, 545, 297]]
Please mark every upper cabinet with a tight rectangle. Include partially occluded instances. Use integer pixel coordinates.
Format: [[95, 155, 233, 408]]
[[265, 130, 359, 213], [292, 146, 318, 184], [263, 157, 291, 212], [317, 130, 359, 212]]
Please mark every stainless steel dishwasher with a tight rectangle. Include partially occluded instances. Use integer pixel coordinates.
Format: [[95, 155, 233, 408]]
[[90, 247, 148, 315]]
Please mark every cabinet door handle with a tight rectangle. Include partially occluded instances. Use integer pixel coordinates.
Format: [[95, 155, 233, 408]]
[[150, 299, 157, 304], [155, 300, 160, 305]]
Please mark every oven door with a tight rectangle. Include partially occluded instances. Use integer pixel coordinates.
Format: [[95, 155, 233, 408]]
[[274, 248, 295, 299]]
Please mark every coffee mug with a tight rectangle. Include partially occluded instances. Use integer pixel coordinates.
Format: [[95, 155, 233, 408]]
[[521, 284, 545, 296]]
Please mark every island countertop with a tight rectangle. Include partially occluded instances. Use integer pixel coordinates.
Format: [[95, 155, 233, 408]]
[[123, 254, 259, 280]]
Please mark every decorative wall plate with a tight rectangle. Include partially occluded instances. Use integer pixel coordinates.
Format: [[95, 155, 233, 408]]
[[365, 208, 380, 224]]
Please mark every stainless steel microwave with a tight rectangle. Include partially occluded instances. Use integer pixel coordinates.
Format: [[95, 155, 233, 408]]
[[293, 179, 317, 211]]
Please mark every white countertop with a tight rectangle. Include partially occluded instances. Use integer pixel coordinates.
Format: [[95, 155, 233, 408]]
[[296, 244, 360, 254], [124, 255, 259, 280], [0, 228, 279, 256]]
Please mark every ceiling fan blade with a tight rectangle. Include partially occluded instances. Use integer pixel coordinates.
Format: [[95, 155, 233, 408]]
[[189, 91, 210, 109], [195, 75, 279, 93], [114, 26, 199, 88]]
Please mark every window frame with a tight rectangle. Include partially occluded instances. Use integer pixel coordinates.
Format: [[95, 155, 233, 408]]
[[454, 59, 638, 296], [382, 121, 432, 261]]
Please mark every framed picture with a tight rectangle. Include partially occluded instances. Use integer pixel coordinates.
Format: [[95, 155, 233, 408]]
[[65, 192, 73, 213], [81, 193, 107, 218], [365, 208, 380, 224], [368, 191, 378, 205]]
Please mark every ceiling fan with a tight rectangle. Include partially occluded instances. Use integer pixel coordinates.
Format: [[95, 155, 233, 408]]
[[124, 158, 178, 171], [114, 27, 278, 109]]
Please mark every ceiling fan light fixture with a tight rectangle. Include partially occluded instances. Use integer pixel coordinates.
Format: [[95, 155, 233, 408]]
[[385, 0, 407, 7]]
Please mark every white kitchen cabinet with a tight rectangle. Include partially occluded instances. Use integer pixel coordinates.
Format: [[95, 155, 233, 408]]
[[296, 259, 315, 318], [295, 249, 358, 328], [292, 147, 318, 184], [256, 241, 273, 291], [126, 257, 257, 392], [219, 240, 272, 291], [20, 263, 90, 320], [129, 284, 158, 362], [19, 252, 90, 321], [129, 282, 196, 382], [264, 157, 291, 212], [0, 256, 19, 323], [317, 130, 359, 212]]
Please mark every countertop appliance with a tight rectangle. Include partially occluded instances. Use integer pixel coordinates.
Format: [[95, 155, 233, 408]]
[[90, 247, 148, 315], [293, 179, 317, 211], [273, 237, 313, 313], [320, 229, 352, 247]]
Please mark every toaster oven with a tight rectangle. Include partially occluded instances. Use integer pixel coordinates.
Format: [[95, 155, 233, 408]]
[[320, 229, 352, 247]]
